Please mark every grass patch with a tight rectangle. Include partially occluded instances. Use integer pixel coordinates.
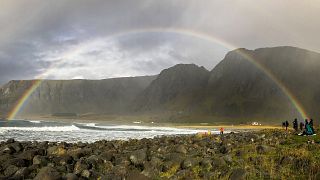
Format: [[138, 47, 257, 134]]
[[160, 164, 180, 178]]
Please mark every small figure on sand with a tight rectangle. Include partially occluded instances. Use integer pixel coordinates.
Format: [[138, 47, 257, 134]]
[[220, 127, 224, 135], [293, 118, 298, 132], [285, 120, 289, 131], [310, 119, 315, 132], [299, 122, 304, 131]]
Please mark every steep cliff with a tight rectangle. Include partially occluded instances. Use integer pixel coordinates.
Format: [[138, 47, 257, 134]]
[[204, 46, 320, 119], [133, 64, 210, 112], [0, 76, 156, 117]]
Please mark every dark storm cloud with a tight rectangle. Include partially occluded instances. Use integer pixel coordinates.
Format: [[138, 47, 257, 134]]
[[0, 0, 320, 84], [0, 0, 190, 84], [0, 0, 186, 42], [0, 41, 52, 85]]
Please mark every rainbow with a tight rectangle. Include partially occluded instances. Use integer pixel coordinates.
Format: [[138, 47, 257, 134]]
[[8, 79, 42, 120], [233, 49, 308, 119], [6, 27, 309, 120]]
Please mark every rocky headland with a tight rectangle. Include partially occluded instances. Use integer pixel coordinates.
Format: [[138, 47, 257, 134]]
[[0, 129, 319, 179]]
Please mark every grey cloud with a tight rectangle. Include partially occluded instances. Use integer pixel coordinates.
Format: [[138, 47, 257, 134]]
[[1, 0, 186, 42], [0, 0, 320, 84], [116, 33, 176, 54], [0, 42, 51, 84], [0, 60, 35, 85], [0, 0, 189, 84]]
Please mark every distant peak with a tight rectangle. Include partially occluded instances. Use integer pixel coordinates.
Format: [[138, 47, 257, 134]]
[[167, 63, 208, 71], [172, 63, 197, 67], [228, 46, 319, 54], [223, 46, 320, 62]]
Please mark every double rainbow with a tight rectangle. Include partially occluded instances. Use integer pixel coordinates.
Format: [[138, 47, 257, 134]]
[[7, 28, 308, 120]]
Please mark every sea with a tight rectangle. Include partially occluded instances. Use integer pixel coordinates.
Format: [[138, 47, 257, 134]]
[[0, 119, 221, 143]]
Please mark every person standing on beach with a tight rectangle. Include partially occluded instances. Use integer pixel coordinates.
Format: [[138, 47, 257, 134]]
[[282, 122, 286, 129], [293, 118, 298, 132], [310, 118, 315, 134], [299, 122, 304, 131], [220, 127, 224, 135], [285, 120, 289, 131]]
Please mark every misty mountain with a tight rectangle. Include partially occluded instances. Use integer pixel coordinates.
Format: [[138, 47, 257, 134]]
[[204, 46, 320, 120], [133, 64, 210, 112], [1, 46, 320, 122], [133, 46, 320, 121], [0, 76, 156, 118]]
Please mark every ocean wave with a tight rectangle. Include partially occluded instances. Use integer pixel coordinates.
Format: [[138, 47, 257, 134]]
[[95, 125, 202, 133], [75, 122, 96, 127], [29, 120, 41, 124], [0, 123, 225, 143], [72, 124, 204, 134], [0, 125, 80, 132], [97, 125, 181, 130], [84, 123, 96, 127]]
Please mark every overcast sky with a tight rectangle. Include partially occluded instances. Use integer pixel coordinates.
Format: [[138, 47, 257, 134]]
[[0, 0, 319, 85]]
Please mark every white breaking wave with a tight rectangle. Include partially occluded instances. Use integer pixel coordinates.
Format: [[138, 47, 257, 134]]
[[29, 120, 41, 124], [75, 123, 96, 127], [97, 125, 203, 133], [85, 123, 96, 127], [0, 125, 80, 132], [0, 119, 226, 143]]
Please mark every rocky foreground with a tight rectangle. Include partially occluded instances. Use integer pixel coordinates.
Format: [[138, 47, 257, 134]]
[[0, 129, 320, 179]]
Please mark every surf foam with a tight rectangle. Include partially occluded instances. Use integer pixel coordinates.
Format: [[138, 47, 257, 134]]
[[0, 125, 80, 132]]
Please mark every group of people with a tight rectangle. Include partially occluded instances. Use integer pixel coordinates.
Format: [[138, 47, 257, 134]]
[[282, 118, 316, 136]]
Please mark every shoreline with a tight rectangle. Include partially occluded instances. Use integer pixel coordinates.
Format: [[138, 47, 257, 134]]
[[10, 116, 283, 130], [0, 118, 285, 143], [14, 114, 283, 125], [174, 125, 282, 130]]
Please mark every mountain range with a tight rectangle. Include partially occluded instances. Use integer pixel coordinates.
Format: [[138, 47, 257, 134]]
[[1, 46, 319, 123]]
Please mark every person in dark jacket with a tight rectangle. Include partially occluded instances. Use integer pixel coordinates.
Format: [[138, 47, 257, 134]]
[[282, 122, 286, 129], [285, 120, 289, 131], [310, 118, 315, 134], [299, 122, 304, 131], [293, 118, 298, 132]]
